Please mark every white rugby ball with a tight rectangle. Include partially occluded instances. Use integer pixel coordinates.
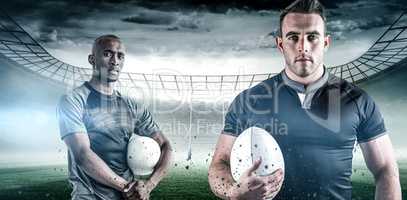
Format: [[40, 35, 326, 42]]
[[230, 127, 284, 182], [127, 134, 161, 178]]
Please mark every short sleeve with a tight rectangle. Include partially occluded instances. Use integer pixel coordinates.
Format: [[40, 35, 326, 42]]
[[57, 94, 87, 139], [356, 93, 386, 143], [134, 105, 160, 137], [223, 92, 248, 137]]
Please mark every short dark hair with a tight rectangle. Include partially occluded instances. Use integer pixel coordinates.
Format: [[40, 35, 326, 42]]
[[92, 34, 122, 54], [279, 0, 326, 37]]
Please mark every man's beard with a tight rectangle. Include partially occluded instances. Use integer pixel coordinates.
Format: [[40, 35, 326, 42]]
[[292, 65, 311, 78]]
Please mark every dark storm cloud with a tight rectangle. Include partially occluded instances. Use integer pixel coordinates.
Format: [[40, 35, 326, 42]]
[[2, 0, 405, 55], [123, 11, 176, 25], [3, 0, 167, 41], [3, 0, 98, 42], [327, 16, 398, 39], [122, 10, 209, 32], [4, 0, 92, 26], [323, 0, 406, 40], [2, 0, 362, 22], [136, 0, 361, 12]]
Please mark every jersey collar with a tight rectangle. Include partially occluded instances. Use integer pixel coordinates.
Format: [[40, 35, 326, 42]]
[[281, 67, 329, 94]]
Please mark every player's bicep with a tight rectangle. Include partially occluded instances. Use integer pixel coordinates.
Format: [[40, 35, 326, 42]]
[[63, 133, 91, 160], [359, 134, 396, 177]]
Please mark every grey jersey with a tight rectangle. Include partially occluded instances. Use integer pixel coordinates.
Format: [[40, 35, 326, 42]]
[[57, 82, 160, 200]]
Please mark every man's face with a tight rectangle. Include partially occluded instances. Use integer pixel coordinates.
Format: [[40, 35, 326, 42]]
[[89, 39, 125, 82], [277, 13, 330, 78]]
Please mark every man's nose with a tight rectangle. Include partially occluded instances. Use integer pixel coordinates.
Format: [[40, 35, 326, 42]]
[[110, 55, 120, 66], [297, 37, 309, 53]]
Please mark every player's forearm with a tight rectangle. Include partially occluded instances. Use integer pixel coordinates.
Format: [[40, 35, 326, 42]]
[[374, 166, 401, 200], [76, 148, 128, 192], [208, 160, 238, 199], [147, 140, 173, 188]]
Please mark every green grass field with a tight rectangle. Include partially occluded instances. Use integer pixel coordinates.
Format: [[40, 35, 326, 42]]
[[0, 163, 405, 200]]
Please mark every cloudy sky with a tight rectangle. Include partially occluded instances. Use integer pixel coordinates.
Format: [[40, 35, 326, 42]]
[[4, 0, 406, 75], [1, 0, 407, 166]]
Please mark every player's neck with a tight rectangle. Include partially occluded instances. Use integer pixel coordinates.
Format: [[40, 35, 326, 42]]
[[284, 65, 324, 86], [88, 77, 115, 95]]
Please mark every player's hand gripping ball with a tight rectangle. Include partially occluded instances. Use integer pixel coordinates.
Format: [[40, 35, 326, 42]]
[[230, 127, 285, 199]]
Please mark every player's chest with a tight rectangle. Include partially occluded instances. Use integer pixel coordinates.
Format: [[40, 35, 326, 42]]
[[82, 100, 135, 134], [245, 96, 360, 147]]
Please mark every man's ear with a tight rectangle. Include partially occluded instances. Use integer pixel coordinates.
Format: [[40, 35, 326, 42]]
[[324, 35, 331, 51], [88, 54, 95, 68], [276, 36, 284, 53]]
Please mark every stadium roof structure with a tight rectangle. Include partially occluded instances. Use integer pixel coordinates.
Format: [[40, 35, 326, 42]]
[[0, 11, 407, 100]]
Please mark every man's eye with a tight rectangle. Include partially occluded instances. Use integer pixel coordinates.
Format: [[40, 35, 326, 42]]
[[104, 52, 112, 57], [288, 35, 299, 41], [118, 53, 125, 60], [308, 34, 317, 41]]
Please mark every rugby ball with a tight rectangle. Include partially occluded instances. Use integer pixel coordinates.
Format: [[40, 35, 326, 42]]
[[127, 134, 161, 178], [230, 127, 284, 182]]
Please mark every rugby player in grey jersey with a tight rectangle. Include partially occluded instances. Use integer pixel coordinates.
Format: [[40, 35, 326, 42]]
[[58, 35, 172, 200]]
